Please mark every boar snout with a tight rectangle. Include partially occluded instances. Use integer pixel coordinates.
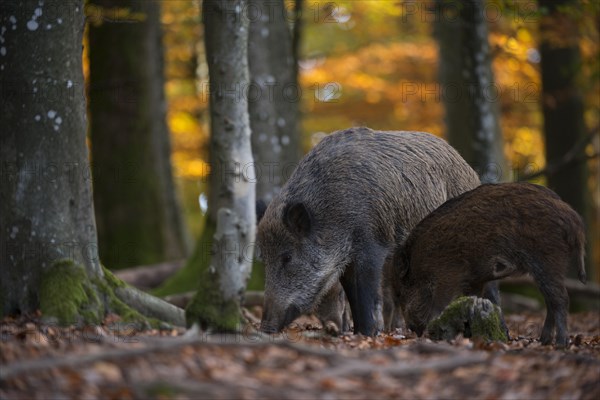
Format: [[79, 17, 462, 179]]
[[260, 302, 301, 333]]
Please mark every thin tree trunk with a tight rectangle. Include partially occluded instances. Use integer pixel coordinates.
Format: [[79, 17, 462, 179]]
[[434, 0, 507, 183], [185, 0, 256, 332], [245, 0, 302, 291], [538, 0, 592, 278], [88, 0, 189, 270], [292, 0, 304, 83], [248, 0, 301, 203]]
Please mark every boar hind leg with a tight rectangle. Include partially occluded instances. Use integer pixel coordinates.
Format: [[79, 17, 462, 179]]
[[382, 290, 395, 332], [482, 281, 509, 339], [341, 245, 386, 336], [538, 281, 569, 347]]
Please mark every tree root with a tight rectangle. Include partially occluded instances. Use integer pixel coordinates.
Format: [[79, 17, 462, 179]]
[[114, 286, 185, 327]]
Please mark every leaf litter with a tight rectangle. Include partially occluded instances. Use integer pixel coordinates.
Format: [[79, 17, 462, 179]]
[[1, 310, 599, 399]]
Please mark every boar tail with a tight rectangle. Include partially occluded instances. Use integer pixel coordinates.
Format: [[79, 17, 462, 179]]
[[565, 208, 587, 284], [573, 228, 587, 285], [576, 251, 587, 284]]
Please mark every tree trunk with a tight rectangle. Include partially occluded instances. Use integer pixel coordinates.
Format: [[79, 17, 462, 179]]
[[538, 0, 592, 278], [88, 0, 189, 270], [0, 0, 104, 320], [292, 0, 304, 83], [245, 0, 302, 291], [248, 0, 301, 203], [185, 0, 256, 332], [434, 0, 507, 183], [0, 1, 184, 327]]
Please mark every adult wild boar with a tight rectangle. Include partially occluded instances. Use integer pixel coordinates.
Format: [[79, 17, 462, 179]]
[[392, 182, 586, 346], [257, 127, 481, 335]]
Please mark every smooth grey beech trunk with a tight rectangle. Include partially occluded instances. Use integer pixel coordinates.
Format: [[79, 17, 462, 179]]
[[0, 1, 184, 326], [434, 0, 507, 183], [248, 0, 301, 203], [0, 0, 102, 315], [186, 0, 256, 331]]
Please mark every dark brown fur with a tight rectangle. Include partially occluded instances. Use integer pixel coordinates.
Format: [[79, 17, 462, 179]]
[[392, 182, 586, 346]]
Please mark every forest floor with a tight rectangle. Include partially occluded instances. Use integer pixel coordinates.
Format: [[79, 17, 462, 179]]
[[1, 309, 599, 400]]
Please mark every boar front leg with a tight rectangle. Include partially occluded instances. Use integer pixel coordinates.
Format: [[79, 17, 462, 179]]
[[341, 243, 386, 336]]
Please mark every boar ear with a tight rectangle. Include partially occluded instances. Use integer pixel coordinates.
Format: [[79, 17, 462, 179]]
[[490, 256, 517, 280], [256, 199, 268, 224], [283, 202, 312, 237]]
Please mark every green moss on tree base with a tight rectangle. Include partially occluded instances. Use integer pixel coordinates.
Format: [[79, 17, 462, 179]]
[[155, 218, 253, 331], [101, 264, 126, 288], [94, 265, 163, 329], [185, 268, 242, 332], [427, 296, 507, 342], [37, 260, 170, 329], [39, 260, 103, 325]]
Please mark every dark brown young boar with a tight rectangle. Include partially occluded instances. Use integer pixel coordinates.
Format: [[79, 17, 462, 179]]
[[257, 127, 482, 336], [392, 182, 586, 346]]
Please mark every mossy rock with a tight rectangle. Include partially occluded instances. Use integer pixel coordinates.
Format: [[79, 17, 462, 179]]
[[39, 259, 103, 325], [427, 296, 507, 342]]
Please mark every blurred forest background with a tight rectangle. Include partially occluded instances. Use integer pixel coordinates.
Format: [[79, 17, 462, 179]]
[[83, 0, 599, 289]]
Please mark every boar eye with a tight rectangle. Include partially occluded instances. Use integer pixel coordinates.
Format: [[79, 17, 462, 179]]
[[281, 253, 292, 265]]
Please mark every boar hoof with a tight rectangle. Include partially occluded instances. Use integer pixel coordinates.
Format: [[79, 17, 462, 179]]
[[539, 331, 553, 346], [555, 339, 568, 349]]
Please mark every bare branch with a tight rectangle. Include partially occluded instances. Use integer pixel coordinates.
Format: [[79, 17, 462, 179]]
[[519, 125, 599, 182], [500, 277, 600, 300]]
